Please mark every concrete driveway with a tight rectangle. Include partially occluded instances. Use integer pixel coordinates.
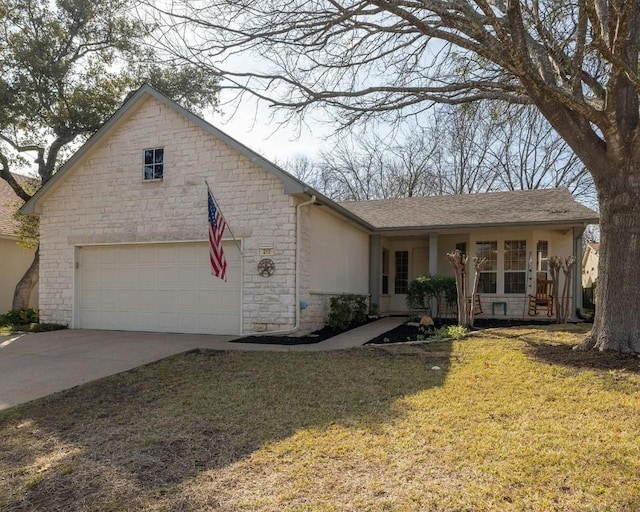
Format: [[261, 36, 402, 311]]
[[0, 317, 405, 411], [0, 329, 237, 411]]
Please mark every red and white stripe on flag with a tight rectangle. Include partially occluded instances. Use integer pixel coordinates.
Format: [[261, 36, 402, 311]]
[[207, 189, 228, 280]]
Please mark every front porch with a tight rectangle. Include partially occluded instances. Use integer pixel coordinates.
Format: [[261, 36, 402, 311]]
[[369, 226, 585, 321]]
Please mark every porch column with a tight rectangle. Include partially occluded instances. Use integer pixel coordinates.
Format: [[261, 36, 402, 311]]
[[429, 233, 438, 275], [369, 235, 381, 311]]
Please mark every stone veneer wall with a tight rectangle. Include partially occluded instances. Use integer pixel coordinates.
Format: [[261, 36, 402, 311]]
[[38, 96, 299, 333]]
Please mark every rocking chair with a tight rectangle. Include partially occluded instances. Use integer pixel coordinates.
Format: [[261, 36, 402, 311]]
[[527, 279, 554, 316]]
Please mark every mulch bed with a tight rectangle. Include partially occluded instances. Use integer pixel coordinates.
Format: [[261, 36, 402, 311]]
[[366, 318, 555, 345], [231, 320, 377, 345]]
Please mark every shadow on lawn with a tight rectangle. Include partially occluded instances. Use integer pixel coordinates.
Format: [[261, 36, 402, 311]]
[[524, 340, 640, 373], [0, 343, 452, 511]]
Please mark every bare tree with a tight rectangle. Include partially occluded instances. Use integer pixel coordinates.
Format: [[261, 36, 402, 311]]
[[428, 103, 500, 194], [150, 0, 638, 352], [490, 105, 596, 207], [284, 130, 441, 200], [287, 103, 595, 205]]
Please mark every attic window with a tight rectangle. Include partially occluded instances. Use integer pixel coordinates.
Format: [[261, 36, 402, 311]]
[[143, 148, 164, 180]]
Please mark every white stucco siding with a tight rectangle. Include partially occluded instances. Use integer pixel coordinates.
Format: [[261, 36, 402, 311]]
[[308, 207, 369, 294], [300, 206, 369, 333], [38, 96, 298, 332], [436, 234, 469, 278], [582, 247, 599, 287]]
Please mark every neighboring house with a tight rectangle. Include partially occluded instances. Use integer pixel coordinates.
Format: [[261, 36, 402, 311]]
[[21, 86, 599, 335], [0, 176, 39, 313], [582, 242, 600, 288]]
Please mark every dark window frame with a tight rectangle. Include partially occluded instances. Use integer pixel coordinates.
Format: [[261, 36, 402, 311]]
[[382, 248, 389, 295], [143, 148, 164, 180], [394, 250, 409, 294]]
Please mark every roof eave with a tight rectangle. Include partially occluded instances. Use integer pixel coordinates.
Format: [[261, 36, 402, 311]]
[[371, 217, 600, 233], [300, 187, 376, 231]]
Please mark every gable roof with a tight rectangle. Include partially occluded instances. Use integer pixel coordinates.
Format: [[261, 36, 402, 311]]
[[21, 84, 310, 215], [19, 85, 598, 232], [338, 188, 598, 230]]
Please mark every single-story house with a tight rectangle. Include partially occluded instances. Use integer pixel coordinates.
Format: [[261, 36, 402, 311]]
[[0, 176, 39, 313], [21, 85, 599, 335], [582, 242, 600, 288]]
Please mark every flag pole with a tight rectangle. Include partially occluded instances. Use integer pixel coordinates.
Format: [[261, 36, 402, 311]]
[[205, 180, 243, 255]]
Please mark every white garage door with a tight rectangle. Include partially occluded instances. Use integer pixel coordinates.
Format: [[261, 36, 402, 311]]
[[76, 242, 241, 334]]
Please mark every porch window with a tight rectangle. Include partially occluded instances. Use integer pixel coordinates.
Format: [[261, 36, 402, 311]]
[[476, 241, 497, 293], [382, 249, 389, 295], [536, 240, 548, 280], [504, 240, 527, 294], [394, 251, 409, 294]]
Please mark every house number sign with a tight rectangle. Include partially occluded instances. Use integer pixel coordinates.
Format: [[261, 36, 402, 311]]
[[257, 258, 275, 277]]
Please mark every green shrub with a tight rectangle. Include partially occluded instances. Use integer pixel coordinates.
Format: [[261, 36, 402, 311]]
[[328, 294, 368, 330], [0, 308, 39, 326], [406, 275, 456, 317], [445, 325, 467, 340], [430, 325, 467, 341]]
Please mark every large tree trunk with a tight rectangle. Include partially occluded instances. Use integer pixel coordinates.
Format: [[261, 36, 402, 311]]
[[12, 246, 39, 311], [577, 175, 640, 353]]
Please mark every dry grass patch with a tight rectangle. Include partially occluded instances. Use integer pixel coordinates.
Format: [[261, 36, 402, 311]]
[[1, 327, 639, 511]]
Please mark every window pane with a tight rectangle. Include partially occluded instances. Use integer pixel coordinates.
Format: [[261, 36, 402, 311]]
[[505, 272, 526, 294], [478, 272, 497, 294], [476, 241, 497, 270], [537, 240, 548, 272], [382, 275, 389, 295], [394, 251, 409, 294], [144, 148, 164, 180], [504, 240, 526, 271]]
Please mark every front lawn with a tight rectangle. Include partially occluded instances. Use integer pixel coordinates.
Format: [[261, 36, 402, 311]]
[[1, 324, 639, 511]]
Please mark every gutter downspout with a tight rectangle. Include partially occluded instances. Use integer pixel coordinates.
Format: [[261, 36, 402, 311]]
[[241, 195, 317, 336]]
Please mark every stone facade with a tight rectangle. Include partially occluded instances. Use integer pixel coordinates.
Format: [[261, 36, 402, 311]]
[[38, 95, 300, 333]]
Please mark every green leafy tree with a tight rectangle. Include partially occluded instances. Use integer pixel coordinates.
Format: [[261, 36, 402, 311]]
[[154, 0, 633, 352], [0, 0, 219, 309]]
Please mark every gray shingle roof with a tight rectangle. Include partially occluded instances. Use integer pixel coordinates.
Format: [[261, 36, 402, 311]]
[[338, 188, 598, 230]]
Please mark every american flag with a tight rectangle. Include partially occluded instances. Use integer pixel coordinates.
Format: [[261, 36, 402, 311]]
[[207, 189, 227, 280]]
